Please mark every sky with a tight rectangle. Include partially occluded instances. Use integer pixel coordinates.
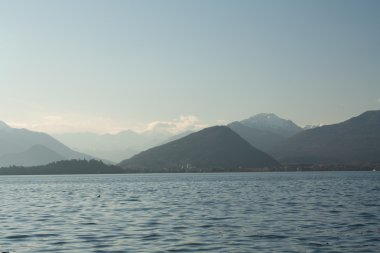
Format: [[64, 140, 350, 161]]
[[1, 0, 379, 134]]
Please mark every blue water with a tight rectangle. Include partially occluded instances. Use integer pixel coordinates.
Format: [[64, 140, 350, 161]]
[[0, 172, 379, 252]]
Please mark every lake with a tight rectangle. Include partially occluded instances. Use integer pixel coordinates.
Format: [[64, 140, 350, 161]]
[[1, 172, 379, 252]]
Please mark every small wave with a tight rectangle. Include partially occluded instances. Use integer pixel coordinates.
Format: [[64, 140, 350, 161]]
[[246, 234, 288, 240], [358, 212, 377, 219], [6, 234, 30, 240], [142, 233, 161, 240], [126, 197, 140, 202], [33, 233, 59, 238], [80, 222, 97, 225]]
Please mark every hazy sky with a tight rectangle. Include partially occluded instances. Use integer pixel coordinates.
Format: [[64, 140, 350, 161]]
[[1, 0, 379, 134]]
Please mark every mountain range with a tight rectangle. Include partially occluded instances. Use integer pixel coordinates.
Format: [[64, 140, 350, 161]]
[[2, 110, 380, 171], [54, 113, 303, 163], [53, 129, 179, 163], [119, 110, 380, 171], [0, 121, 92, 167]]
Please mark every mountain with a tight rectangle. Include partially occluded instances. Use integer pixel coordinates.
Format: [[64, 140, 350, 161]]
[[240, 113, 303, 138], [227, 113, 302, 153], [53, 131, 144, 163], [270, 110, 380, 164], [0, 144, 65, 167], [54, 130, 186, 163], [0, 121, 92, 167], [227, 121, 285, 153], [119, 126, 279, 172]]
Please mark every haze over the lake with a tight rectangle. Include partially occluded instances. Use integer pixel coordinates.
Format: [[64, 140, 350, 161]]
[[1, 0, 379, 134]]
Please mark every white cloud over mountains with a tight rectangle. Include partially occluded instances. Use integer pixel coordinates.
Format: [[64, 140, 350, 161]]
[[141, 115, 208, 135], [7, 113, 209, 135]]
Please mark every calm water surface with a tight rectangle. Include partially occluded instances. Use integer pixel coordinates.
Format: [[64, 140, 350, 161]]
[[0, 172, 379, 252]]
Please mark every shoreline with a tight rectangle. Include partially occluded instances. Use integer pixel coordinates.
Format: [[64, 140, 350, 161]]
[[0, 165, 378, 176]]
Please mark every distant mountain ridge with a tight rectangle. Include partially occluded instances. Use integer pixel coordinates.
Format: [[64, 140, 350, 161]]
[[0, 145, 65, 167], [0, 121, 93, 167], [228, 113, 302, 153], [55, 113, 304, 162], [54, 129, 175, 163], [270, 110, 380, 164], [3, 110, 379, 170], [119, 126, 279, 172]]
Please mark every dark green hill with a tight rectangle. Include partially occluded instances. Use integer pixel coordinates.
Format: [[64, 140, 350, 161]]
[[118, 126, 279, 172], [0, 159, 124, 175], [270, 110, 380, 164]]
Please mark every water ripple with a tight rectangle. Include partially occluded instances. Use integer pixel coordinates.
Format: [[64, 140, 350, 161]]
[[0, 172, 379, 252]]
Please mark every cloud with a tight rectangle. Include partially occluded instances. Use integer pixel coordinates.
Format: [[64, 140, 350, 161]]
[[8, 113, 127, 134], [7, 112, 209, 135], [142, 115, 208, 134], [378, 98, 380, 103], [216, 119, 227, 125]]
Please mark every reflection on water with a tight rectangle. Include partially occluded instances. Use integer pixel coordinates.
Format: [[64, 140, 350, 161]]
[[1, 172, 380, 252]]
